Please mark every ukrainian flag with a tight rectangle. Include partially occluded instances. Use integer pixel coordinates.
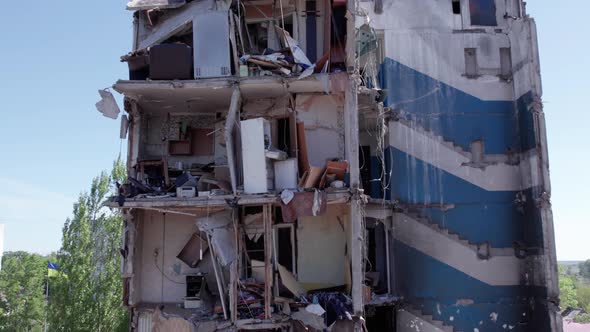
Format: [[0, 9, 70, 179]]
[[48, 262, 60, 277]]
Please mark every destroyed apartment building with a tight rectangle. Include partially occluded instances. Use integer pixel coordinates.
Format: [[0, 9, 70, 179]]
[[96, 0, 561, 331]]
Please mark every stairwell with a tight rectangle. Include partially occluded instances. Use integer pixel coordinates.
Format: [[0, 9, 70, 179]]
[[389, 119, 541, 192], [392, 212, 524, 286]]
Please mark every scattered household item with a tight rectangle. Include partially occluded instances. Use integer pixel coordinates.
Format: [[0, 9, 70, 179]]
[[280, 190, 295, 205], [275, 159, 298, 190], [176, 186, 196, 198], [330, 180, 345, 189], [125, 51, 150, 80], [239, 64, 248, 77], [320, 160, 348, 188], [177, 233, 209, 268], [149, 43, 193, 80], [241, 118, 273, 194], [275, 26, 312, 69], [265, 149, 288, 161], [306, 303, 326, 316], [137, 158, 170, 187], [299, 167, 324, 189]]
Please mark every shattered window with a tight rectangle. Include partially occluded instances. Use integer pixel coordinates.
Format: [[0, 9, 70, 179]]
[[469, 0, 497, 26]]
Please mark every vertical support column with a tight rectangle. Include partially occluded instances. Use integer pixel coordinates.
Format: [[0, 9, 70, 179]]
[[230, 208, 239, 323], [384, 219, 391, 295], [123, 209, 137, 306], [208, 233, 229, 320], [263, 204, 274, 319], [225, 88, 242, 195], [345, 0, 363, 316], [533, 102, 562, 331], [128, 101, 141, 179], [527, 19, 562, 332]]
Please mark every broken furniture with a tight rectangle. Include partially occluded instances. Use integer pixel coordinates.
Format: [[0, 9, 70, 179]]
[[150, 43, 193, 80], [125, 51, 150, 80], [137, 158, 170, 188], [184, 275, 208, 309], [177, 233, 209, 268]]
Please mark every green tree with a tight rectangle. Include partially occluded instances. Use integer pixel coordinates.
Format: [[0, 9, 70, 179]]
[[0, 251, 47, 331], [577, 285, 590, 312], [579, 260, 590, 280], [559, 265, 579, 309], [574, 313, 590, 324], [47, 158, 128, 332]]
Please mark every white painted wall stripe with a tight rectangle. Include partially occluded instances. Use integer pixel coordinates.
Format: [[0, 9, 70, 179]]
[[393, 213, 523, 286], [389, 121, 541, 192], [397, 309, 446, 332]]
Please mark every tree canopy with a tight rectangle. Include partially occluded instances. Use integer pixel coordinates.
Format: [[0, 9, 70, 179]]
[[0, 251, 48, 331], [45, 158, 128, 332]]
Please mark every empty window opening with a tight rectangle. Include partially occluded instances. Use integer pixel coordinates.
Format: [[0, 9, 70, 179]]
[[464, 48, 478, 78], [306, 0, 318, 63], [276, 226, 295, 273], [366, 306, 396, 331], [452, 0, 461, 14], [360, 146, 372, 195], [330, 5, 347, 71], [243, 206, 265, 268], [366, 219, 388, 294], [499, 47, 512, 80], [469, 0, 497, 26]]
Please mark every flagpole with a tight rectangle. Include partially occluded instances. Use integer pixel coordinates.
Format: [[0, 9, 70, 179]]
[[43, 263, 49, 332]]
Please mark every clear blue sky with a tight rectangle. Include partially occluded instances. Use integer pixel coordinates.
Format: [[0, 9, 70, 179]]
[[0, 1, 587, 260]]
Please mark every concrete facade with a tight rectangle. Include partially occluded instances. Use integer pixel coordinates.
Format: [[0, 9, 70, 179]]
[[102, 0, 559, 330]]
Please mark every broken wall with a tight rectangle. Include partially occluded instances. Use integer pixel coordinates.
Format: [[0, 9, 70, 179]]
[[137, 210, 218, 304], [296, 205, 348, 289], [295, 94, 344, 167], [139, 113, 222, 167]]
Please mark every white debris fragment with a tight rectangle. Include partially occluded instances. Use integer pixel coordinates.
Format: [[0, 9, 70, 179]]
[[95, 89, 120, 120], [305, 303, 326, 316], [281, 190, 295, 204], [490, 312, 498, 322]]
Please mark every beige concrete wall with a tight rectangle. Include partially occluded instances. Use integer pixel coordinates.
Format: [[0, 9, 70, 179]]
[[137, 210, 216, 304], [295, 94, 345, 168], [296, 207, 347, 288]]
